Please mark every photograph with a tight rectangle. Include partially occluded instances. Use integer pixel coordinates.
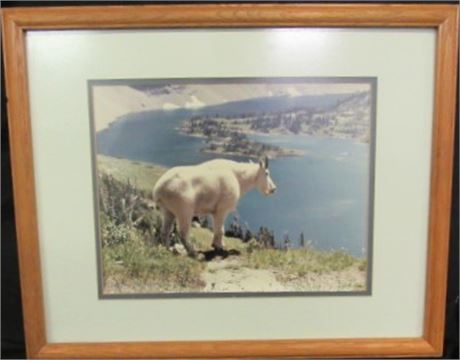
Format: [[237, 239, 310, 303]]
[[89, 77, 376, 297]]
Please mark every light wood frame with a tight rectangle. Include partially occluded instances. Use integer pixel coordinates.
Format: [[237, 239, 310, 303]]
[[2, 4, 458, 359]]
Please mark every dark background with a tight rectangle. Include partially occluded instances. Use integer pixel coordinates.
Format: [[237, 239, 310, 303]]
[[1, 1, 458, 359]]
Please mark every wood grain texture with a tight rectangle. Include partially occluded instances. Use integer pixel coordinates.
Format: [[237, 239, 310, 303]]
[[423, 6, 459, 356], [2, 3, 458, 28], [1, 3, 458, 359], [1, 10, 47, 360], [37, 338, 436, 359]]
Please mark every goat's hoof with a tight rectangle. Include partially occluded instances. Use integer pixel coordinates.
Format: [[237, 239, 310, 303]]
[[213, 247, 228, 257]]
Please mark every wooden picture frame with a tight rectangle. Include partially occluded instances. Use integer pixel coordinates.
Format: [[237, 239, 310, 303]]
[[2, 3, 458, 358]]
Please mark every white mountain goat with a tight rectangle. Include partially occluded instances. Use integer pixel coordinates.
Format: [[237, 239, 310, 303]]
[[152, 157, 277, 257]]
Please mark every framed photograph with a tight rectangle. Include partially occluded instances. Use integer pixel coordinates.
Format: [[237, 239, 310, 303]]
[[2, 3, 458, 358], [91, 77, 376, 298]]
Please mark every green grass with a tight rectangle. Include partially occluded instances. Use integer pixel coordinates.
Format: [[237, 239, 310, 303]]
[[101, 218, 247, 292], [97, 154, 167, 192], [101, 215, 205, 292]]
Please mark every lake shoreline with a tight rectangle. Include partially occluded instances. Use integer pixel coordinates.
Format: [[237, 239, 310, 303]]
[[97, 112, 370, 257]]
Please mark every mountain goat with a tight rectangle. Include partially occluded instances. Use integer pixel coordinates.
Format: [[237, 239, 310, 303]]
[[152, 157, 276, 257]]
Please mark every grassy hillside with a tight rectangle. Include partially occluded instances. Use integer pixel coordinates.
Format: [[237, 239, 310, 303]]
[[97, 154, 367, 294], [97, 154, 167, 192]]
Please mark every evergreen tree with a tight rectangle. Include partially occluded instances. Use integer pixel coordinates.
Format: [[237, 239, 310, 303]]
[[283, 233, 291, 250]]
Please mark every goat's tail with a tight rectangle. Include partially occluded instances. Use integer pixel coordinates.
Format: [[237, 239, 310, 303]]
[[149, 189, 163, 211]]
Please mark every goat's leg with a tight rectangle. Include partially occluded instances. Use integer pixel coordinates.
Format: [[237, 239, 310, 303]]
[[177, 214, 197, 258], [160, 208, 175, 248], [211, 212, 226, 250]]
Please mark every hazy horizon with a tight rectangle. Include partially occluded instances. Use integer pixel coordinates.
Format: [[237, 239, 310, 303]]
[[91, 79, 372, 131]]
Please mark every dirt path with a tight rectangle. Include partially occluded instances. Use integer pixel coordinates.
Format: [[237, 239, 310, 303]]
[[203, 258, 289, 292], [202, 257, 365, 293]]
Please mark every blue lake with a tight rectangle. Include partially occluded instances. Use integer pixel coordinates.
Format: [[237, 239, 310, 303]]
[[97, 110, 372, 257]]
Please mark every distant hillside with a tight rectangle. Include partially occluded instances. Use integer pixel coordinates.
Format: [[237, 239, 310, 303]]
[[92, 82, 369, 131], [324, 91, 371, 142], [96, 92, 354, 134], [192, 93, 351, 117], [92, 86, 162, 132], [182, 91, 372, 143]]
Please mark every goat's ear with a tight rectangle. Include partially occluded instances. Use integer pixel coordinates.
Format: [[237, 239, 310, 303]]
[[259, 156, 269, 169], [259, 157, 265, 168]]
